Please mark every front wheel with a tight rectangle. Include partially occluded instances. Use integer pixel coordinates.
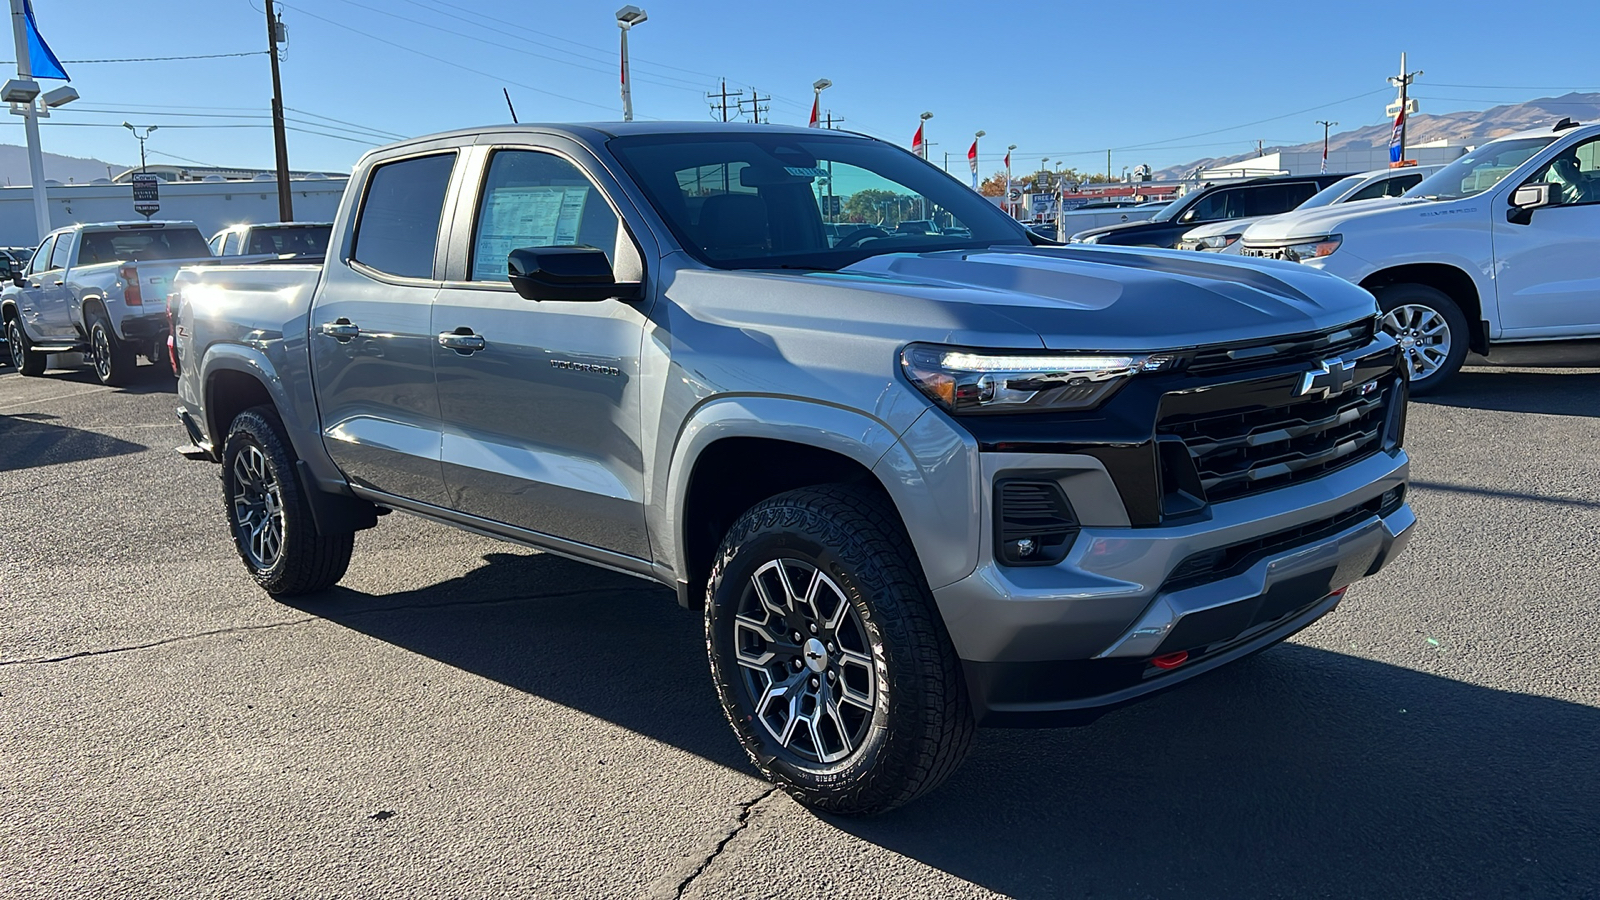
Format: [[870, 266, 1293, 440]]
[[706, 485, 975, 816], [1375, 283, 1469, 394], [221, 407, 354, 596], [5, 316, 46, 376]]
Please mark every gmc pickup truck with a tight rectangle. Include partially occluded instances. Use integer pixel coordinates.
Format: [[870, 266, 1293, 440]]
[[172, 122, 1414, 815], [1241, 120, 1600, 392], [2, 221, 215, 385]]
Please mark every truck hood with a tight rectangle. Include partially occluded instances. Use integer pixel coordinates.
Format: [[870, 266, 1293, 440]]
[[830, 246, 1373, 349], [1068, 218, 1171, 241], [1242, 196, 1421, 244]]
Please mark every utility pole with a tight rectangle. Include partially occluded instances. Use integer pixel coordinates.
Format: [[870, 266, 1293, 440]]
[[1388, 52, 1422, 164], [1316, 119, 1338, 173], [707, 79, 742, 122], [1106, 149, 1111, 181], [738, 88, 770, 124], [264, 0, 292, 221]]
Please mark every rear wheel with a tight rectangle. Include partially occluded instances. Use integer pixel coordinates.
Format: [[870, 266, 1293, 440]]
[[706, 485, 975, 816], [87, 311, 135, 387], [5, 315, 46, 376], [1375, 283, 1469, 394], [221, 406, 353, 596]]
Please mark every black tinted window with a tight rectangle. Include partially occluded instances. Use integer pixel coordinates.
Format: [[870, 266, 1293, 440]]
[[247, 225, 331, 256], [1238, 183, 1319, 217], [78, 228, 211, 263], [353, 153, 455, 279]]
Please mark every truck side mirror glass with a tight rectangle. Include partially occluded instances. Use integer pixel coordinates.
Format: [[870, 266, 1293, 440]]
[[507, 246, 642, 303]]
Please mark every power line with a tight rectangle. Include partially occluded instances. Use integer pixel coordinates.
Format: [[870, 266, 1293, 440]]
[[0, 50, 264, 65], [281, 3, 625, 115]]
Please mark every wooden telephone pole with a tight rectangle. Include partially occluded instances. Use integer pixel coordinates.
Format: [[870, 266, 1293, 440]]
[[264, 0, 293, 221]]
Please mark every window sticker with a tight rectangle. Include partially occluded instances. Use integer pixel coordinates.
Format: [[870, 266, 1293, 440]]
[[473, 184, 590, 281]]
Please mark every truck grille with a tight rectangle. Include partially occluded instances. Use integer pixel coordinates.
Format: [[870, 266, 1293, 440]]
[[1187, 320, 1374, 377], [1158, 382, 1391, 503]]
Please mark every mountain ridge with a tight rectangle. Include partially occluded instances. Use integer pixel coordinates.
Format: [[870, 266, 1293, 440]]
[[1155, 93, 1600, 180]]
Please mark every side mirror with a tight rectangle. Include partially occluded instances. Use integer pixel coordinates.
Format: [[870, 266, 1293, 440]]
[[1507, 182, 1557, 224], [11, 272, 24, 287], [507, 246, 642, 303]]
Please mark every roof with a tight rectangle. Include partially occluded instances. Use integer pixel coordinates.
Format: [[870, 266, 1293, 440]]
[[373, 120, 877, 156], [64, 220, 198, 232]]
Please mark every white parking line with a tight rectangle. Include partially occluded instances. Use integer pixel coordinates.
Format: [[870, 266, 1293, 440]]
[[0, 385, 107, 411]]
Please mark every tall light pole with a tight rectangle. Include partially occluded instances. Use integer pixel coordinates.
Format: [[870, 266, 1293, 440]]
[[970, 129, 985, 190], [1387, 53, 1421, 165], [122, 123, 157, 173], [918, 111, 933, 159], [6, 0, 77, 242], [617, 6, 647, 122], [810, 77, 830, 128], [1316, 119, 1338, 174]]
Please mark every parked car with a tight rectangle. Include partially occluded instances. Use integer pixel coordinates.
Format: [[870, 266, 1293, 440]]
[[894, 219, 939, 234], [170, 121, 1413, 815], [1178, 166, 1442, 253], [208, 222, 334, 259], [2, 221, 215, 384], [1240, 120, 1600, 392], [1070, 173, 1351, 248]]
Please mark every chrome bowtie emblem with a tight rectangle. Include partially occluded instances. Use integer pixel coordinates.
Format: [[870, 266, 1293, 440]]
[[1298, 357, 1356, 398]]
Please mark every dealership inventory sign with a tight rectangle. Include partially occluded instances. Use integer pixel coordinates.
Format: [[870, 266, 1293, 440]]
[[132, 173, 160, 218]]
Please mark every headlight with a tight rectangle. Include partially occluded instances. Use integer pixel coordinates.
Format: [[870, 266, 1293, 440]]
[[1197, 233, 1240, 251], [900, 343, 1177, 414], [1281, 234, 1341, 262]]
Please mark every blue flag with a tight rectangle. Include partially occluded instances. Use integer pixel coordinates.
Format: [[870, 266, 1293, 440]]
[[1388, 110, 1404, 164], [23, 0, 70, 81]]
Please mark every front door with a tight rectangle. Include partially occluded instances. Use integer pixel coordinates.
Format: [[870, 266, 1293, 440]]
[[1493, 135, 1600, 337], [430, 145, 652, 559], [308, 151, 458, 506], [14, 235, 63, 340]]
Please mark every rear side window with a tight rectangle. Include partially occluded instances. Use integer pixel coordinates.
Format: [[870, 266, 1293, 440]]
[[222, 232, 242, 255], [352, 153, 455, 279]]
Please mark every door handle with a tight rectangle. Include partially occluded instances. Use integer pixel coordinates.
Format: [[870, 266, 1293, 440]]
[[319, 318, 360, 342], [52, 280, 63, 286], [438, 329, 486, 354]]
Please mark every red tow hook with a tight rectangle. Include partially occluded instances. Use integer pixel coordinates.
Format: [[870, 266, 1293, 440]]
[[1150, 650, 1189, 670]]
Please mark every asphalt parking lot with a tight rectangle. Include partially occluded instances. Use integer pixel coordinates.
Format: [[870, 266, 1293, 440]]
[[2, 359, 1597, 900]]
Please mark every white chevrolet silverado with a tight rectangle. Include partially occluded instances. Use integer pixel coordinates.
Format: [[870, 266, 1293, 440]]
[[1240, 121, 1600, 392]]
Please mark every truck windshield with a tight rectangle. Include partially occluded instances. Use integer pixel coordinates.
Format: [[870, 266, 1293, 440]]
[[608, 132, 1028, 270], [1406, 136, 1557, 201], [78, 228, 213, 264], [1298, 174, 1367, 209]]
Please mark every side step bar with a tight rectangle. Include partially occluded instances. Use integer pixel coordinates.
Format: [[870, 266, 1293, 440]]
[[175, 407, 214, 461]]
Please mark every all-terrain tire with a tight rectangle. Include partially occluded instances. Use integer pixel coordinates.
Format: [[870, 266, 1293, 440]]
[[221, 406, 354, 596], [5, 314, 46, 376], [1375, 283, 1470, 395], [706, 485, 975, 816], [87, 310, 136, 387]]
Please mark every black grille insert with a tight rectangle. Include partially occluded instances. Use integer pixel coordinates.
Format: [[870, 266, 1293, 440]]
[[1159, 383, 1391, 504], [1187, 321, 1375, 377], [1163, 495, 1385, 593]]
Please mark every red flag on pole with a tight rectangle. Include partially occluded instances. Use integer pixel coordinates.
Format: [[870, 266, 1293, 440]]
[[1003, 149, 1010, 169], [968, 139, 979, 188], [911, 122, 924, 156], [809, 94, 819, 128]]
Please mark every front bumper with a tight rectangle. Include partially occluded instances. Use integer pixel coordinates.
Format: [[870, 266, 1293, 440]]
[[934, 448, 1412, 725]]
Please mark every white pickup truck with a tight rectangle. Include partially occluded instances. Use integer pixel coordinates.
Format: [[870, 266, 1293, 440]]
[[1240, 121, 1600, 392], [1, 221, 216, 385]]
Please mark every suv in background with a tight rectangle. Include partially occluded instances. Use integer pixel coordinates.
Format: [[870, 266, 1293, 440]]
[[207, 222, 333, 259], [1179, 166, 1442, 253], [1069, 173, 1351, 248]]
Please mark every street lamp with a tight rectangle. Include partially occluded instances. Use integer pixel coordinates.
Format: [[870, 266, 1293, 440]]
[[1005, 143, 1017, 217], [918, 111, 933, 159], [122, 123, 158, 173], [616, 5, 647, 122]]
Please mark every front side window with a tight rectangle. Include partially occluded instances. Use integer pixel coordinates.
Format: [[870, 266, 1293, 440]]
[[208, 233, 225, 255], [27, 236, 55, 274], [1526, 136, 1600, 206], [222, 232, 242, 256], [469, 149, 619, 282], [1347, 173, 1421, 202], [610, 132, 1026, 270], [1409, 137, 1556, 201], [352, 153, 455, 279], [1182, 189, 1241, 222]]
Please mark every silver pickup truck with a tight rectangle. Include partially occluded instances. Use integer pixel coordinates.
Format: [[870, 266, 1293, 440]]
[[171, 122, 1414, 815], [2, 221, 215, 385]]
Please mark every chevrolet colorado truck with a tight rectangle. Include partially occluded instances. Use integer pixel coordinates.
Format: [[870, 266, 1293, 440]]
[[2, 221, 214, 385], [1240, 120, 1600, 392], [171, 122, 1414, 815]]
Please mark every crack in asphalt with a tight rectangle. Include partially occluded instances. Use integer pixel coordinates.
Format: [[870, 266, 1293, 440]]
[[671, 787, 779, 899], [0, 585, 664, 667]]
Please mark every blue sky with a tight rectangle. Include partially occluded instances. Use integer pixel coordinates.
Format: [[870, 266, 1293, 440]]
[[12, 0, 1600, 177]]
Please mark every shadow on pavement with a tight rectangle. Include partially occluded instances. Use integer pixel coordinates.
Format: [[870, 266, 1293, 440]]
[[1419, 367, 1600, 417], [0, 416, 148, 471], [289, 552, 1598, 899]]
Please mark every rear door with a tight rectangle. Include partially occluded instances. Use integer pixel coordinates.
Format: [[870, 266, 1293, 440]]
[[428, 140, 654, 558], [309, 149, 461, 506]]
